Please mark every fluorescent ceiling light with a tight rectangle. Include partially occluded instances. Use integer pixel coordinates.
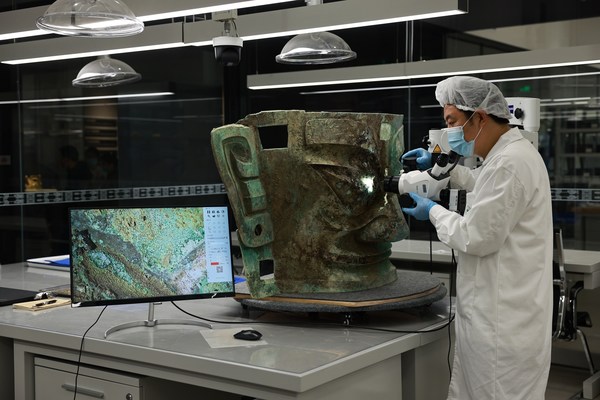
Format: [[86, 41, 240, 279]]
[[552, 97, 592, 102], [3, 43, 184, 65], [0, 6, 50, 41], [26, 96, 218, 109], [1, 23, 184, 65], [185, 0, 468, 45], [248, 64, 407, 89], [300, 71, 600, 95], [489, 71, 600, 83], [53, 113, 182, 124], [241, 11, 466, 41], [541, 102, 575, 107], [135, 0, 297, 22], [247, 44, 600, 89], [0, 92, 174, 105], [0, 30, 46, 41], [300, 83, 437, 95]]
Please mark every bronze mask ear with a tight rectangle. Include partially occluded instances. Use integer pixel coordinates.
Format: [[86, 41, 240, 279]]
[[211, 123, 279, 298]]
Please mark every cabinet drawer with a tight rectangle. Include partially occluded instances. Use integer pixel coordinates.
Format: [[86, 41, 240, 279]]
[[34, 357, 144, 400]]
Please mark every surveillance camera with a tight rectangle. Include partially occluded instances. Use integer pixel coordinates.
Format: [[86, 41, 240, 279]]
[[212, 36, 243, 67]]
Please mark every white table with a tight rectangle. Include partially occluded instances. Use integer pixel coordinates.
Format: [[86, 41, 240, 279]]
[[0, 262, 453, 400], [231, 234, 600, 290], [389, 239, 600, 289]]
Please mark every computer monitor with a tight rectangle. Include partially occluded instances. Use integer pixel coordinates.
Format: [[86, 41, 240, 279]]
[[69, 205, 235, 308]]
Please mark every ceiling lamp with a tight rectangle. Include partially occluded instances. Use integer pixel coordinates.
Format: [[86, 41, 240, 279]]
[[72, 55, 141, 87], [36, 0, 144, 37], [275, 0, 356, 65], [276, 31, 356, 65]]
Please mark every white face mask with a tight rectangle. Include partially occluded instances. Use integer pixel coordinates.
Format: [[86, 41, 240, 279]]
[[443, 113, 482, 157]]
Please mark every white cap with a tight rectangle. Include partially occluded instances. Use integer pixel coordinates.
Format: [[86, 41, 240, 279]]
[[435, 76, 512, 120]]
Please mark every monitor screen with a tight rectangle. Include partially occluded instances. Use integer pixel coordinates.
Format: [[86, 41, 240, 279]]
[[69, 206, 235, 307]]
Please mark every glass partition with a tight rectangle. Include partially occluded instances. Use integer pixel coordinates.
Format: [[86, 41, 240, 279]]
[[0, 46, 227, 263], [1, 1, 600, 264]]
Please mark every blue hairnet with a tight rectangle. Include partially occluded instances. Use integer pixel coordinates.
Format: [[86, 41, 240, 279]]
[[435, 76, 512, 120]]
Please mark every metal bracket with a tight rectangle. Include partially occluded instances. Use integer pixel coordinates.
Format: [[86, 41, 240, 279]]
[[212, 10, 238, 22]]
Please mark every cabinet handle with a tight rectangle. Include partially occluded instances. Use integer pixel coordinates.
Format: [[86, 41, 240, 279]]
[[61, 383, 105, 398]]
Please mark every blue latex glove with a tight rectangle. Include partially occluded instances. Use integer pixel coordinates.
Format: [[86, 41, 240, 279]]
[[402, 192, 436, 221], [402, 148, 432, 170]]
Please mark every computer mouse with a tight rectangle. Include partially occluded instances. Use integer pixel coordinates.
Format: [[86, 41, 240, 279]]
[[233, 329, 262, 341]]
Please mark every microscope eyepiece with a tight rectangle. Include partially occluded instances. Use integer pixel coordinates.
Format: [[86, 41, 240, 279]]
[[401, 156, 418, 172], [383, 175, 400, 194]]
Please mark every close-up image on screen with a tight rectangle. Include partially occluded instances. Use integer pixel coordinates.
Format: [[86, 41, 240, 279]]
[[69, 206, 235, 307]]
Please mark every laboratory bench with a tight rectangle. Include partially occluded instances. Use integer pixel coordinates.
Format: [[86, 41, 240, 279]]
[[388, 239, 600, 289], [231, 235, 600, 293], [0, 262, 453, 400], [231, 234, 600, 282]]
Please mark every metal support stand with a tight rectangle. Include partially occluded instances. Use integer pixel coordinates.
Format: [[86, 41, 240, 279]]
[[105, 302, 212, 338]]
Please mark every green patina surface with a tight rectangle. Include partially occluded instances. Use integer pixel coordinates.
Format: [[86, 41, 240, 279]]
[[211, 110, 409, 298]]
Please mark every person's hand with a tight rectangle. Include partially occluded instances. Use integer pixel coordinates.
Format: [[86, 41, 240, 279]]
[[402, 192, 436, 221], [401, 148, 432, 170]]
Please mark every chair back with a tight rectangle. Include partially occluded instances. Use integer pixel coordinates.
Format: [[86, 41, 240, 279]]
[[552, 228, 567, 339]]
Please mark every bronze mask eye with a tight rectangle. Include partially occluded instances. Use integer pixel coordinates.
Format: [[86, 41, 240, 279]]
[[312, 164, 382, 215]]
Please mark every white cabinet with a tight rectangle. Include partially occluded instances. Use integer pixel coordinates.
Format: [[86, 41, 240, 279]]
[[34, 357, 144, 400], [33, 356, 242, 400]]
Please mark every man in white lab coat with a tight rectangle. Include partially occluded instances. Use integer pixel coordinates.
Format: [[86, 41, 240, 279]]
[[402, 76, 553, 399]]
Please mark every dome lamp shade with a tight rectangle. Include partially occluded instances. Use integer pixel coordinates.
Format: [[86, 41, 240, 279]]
[[276, 31, 356, 65], [37, 0, 144, 37], [72, 55, 141, 87]]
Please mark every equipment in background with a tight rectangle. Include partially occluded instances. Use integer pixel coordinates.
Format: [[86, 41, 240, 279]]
[[506, 97, 541, 148], [384, 150, 467, 215], [427, 129, 449, 151], [428, 128, 480, 170]]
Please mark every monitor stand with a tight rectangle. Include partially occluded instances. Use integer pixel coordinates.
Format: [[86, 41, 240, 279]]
[[104, 302, 212, 339]]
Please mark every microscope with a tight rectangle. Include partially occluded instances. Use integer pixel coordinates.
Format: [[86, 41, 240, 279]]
[[384, 97, 540, 216], [383, 144, 467, 215]]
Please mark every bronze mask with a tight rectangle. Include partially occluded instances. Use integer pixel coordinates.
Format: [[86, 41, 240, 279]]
[[211, 110, 409, 298]]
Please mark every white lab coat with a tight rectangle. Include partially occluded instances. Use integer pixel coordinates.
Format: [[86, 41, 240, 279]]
[[429, 127, 553, 400]]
